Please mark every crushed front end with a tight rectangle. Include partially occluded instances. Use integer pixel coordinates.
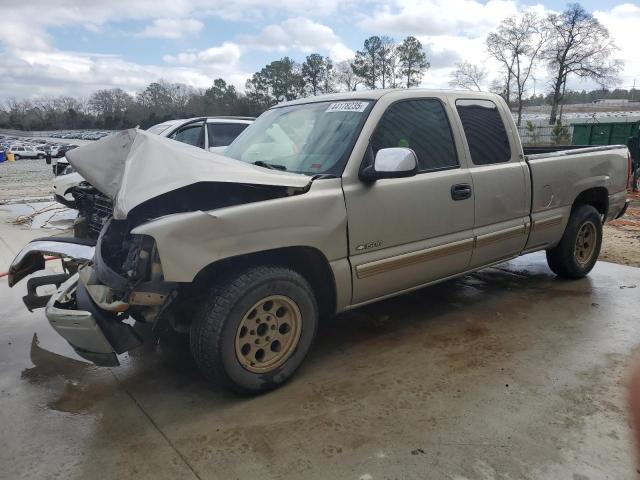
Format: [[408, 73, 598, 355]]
[[8, 220, 178, 366]]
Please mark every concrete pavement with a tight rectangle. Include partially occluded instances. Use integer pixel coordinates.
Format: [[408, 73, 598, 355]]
[[1, 218, 639, 479]]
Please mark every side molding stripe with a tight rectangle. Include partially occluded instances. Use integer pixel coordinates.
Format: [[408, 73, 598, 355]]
[[355, 238, 474, 279], [532, 215, 563, 231]]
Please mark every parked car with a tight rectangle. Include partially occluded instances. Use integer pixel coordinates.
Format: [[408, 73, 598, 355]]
[[52, 117, 254, 220], [8, 145, 46, 160], [8, 90, 630, 394]]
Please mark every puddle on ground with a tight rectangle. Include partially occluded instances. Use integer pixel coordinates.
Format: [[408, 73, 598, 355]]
[[1, 200, 76, 230]]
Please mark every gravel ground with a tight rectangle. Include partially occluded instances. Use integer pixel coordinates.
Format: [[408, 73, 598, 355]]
[[0, 159, 54, 203], [0, 137, 91, 204]]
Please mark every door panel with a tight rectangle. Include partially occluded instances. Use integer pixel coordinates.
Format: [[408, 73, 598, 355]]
[[454, 99, 530, 268], [468, 162, 530, 267], [344, 168, 474, 304]]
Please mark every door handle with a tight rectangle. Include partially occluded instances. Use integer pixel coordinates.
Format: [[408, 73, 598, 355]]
[[451, 183, 472, 201]]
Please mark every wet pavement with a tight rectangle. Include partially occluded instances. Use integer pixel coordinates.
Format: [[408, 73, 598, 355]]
[[1, 252, 640, 479]]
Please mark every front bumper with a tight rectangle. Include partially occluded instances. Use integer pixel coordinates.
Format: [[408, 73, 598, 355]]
[[8, 236, 143, 366], [46, 274, 119, 366]]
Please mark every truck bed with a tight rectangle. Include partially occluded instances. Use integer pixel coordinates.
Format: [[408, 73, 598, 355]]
[[523, 144, 629, 251]]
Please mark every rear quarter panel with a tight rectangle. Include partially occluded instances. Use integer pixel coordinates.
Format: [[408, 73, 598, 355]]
[[525, 147, 628, 251]]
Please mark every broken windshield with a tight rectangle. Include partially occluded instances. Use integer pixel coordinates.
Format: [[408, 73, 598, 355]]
[[224, 100, 373, 176]]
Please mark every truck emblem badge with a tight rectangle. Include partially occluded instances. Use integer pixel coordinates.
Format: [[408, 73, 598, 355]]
[[356, 240, 382, 251]]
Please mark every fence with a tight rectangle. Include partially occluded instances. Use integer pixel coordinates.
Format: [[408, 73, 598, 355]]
[[517, 124, 574, 146]]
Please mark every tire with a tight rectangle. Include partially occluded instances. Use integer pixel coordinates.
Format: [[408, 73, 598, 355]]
[[14, 154, 20, 160], [37, 154, 45, 159], [546, 204, 602, 279], [190, 265, 318, 394]]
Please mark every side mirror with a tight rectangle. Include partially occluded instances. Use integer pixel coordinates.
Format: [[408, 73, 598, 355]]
[[360, 147, 418, 182]]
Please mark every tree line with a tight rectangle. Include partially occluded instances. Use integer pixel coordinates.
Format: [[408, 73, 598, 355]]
[[0, 34, 430, 132], [0, 3, 628, 131], [448, 3, 623, 125]]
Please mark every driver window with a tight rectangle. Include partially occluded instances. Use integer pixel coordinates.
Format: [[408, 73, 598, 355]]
[[372, 99, 459, 172], [170, 123, 204, 148]]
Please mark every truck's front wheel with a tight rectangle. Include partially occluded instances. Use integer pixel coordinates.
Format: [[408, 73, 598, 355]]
[[190, 266, 318, 394], [546, 204, 602, 279]]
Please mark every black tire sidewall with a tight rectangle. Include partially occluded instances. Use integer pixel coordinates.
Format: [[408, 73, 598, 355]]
[[558, 205, 603, 277], [203, 269, 318, 393]]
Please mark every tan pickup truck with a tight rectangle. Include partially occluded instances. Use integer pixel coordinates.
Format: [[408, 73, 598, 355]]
[[8, 89, 630, 394]]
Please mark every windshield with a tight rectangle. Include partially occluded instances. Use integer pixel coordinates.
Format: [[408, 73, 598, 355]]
[[224, 100, 372, 176]]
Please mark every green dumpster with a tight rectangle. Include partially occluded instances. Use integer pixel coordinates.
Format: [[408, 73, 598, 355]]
[[572, 121, 640, 146]]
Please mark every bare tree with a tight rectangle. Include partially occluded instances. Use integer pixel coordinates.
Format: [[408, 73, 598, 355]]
[[378, 36, 398, 88], [487, 13, 548, 125], [449, 62, 487, 91], [334, 60, 361, 92], [542, 3, 622, 124]]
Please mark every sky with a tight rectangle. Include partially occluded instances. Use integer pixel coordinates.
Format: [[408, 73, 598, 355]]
[[0, 0, 638, 100]]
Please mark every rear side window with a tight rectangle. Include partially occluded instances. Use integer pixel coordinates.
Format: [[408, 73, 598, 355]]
[[170, 123, 204, 148], [371, 99, 458, 172], [455, 99, 511, 165], [207, 123, 249, 147]]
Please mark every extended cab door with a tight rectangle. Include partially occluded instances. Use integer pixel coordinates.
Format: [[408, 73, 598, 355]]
[[453, 98, 530, 268], [343, 96, 475, 305]]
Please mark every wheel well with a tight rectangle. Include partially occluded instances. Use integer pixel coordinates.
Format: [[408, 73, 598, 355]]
[[572, 187, 608, 216], [190, 247, 337, 320]]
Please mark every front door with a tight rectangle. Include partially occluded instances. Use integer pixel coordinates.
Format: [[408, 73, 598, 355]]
[[344, 98, 475, 305]]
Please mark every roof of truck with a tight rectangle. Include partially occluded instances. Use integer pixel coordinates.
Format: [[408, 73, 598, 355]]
[[277, 88, 500, 108]]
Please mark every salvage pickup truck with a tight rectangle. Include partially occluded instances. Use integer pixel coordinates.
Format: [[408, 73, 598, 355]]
[[8, 90, 630, 394]]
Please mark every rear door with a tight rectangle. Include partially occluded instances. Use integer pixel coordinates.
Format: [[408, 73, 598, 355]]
[[454, 98, 530, 268], [344, 96, 475, 305]]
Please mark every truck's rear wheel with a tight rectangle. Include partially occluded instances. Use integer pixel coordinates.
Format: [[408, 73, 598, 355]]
[[190, 266, 318, 394], [546, 205, 602, 279]]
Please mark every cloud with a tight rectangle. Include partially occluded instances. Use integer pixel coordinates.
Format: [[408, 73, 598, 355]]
[[357, 0, 518, 36], [239, 17, 354, 61], [163, 42, 242, 67], [136, 18, 204, 39], [0, 44, 249, 99], [594, 3, 640, 88]]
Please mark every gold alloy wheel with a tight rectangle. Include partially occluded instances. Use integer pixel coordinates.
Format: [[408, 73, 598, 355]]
[[234, 295, 302, 373], [574, 220, 597, 266]]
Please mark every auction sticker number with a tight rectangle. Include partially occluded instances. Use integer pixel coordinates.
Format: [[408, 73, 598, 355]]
[[326, 101, 369, 113]]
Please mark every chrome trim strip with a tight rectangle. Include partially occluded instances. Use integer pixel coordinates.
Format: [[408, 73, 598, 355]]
[[355, 238, 474, 279], [532, 215, 563, 231], [474, 224, 527, 248]]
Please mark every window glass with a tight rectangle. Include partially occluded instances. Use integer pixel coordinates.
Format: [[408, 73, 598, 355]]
[[170, 123, 204, 148], [371, 99, 458, 171], [225, 101, 371, 175], [208, 123, 249, 147], [455, 99, 511, 165]]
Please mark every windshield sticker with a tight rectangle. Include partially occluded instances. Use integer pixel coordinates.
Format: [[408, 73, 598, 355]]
[[326, 101, 369, 113]]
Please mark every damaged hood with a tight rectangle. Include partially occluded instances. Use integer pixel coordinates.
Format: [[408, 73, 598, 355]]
[[66, 128, 311, 220]]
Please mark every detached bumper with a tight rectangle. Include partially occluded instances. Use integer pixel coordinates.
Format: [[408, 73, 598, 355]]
[[8, 236, 143, 366], [8, 237, 95, 287], [46, 274, 119, 366]]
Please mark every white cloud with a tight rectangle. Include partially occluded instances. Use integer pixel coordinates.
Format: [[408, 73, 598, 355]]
[[239, 17, 354, 61], [137, 18, 204, 39], [594, 3, 640, 89], [358, 0, 518, 36], [163, 42, 242, 67]]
